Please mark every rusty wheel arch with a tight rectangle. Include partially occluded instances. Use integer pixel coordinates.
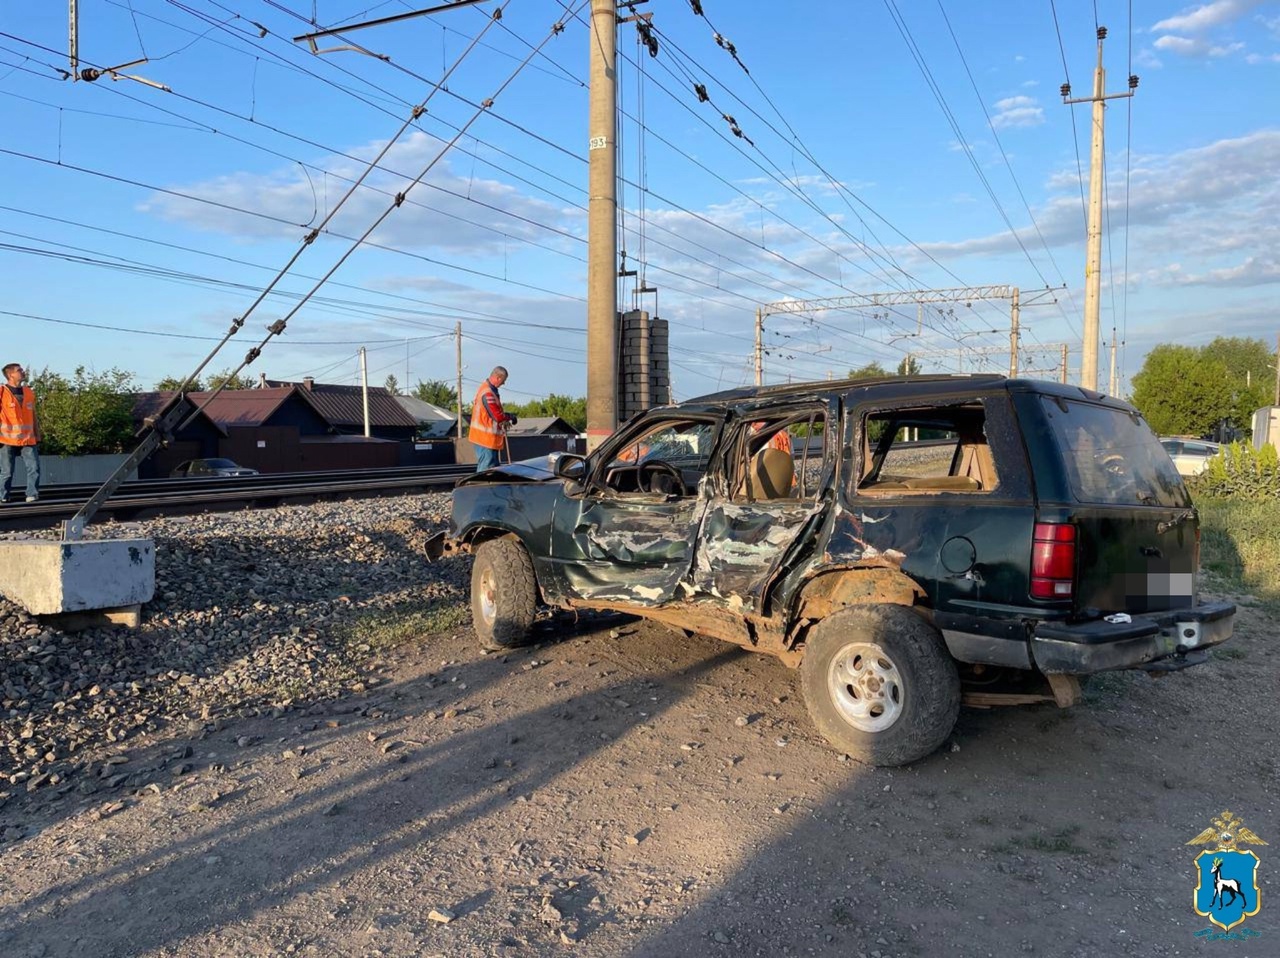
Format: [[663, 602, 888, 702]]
[[785, 566, 930, 656]]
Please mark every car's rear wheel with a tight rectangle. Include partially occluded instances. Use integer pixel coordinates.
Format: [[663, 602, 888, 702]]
[[471, 538, 537, 649], [800, 604, 960, 766]]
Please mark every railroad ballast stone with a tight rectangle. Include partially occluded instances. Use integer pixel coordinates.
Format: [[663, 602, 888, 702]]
[[0, 493, 465, 801]]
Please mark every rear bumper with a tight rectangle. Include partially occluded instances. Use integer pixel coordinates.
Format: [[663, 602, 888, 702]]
[[1030, 600, 1236, 674]]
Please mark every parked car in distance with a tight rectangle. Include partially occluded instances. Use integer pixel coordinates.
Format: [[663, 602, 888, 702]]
[[429, 375, 1235, 767], [1159, 438, 1220, 477], [169, 458, 260, 478]]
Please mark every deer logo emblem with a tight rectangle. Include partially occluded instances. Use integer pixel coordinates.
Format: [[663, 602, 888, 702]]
[[1187, 810, 1267, 932]]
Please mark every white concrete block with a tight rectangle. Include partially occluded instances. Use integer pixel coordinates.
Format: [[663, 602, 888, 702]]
[[0, 538, 155, 615]]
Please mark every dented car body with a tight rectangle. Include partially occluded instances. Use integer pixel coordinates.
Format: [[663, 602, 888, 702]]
[[433, 375, 1236, 765]]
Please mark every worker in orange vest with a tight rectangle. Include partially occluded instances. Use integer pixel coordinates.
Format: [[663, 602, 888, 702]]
[[470, 366, 518, 471], [751, 421, 792, 455], [0, 363, 41, 503]]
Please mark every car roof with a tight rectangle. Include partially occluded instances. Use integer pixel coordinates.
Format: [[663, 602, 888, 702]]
[[681, 374, 1124, 410]]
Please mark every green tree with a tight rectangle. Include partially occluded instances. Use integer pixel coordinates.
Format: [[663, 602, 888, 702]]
[[506, 393, 587, 432], [154, 375, 204, 392], [384, 374, 400, 396], [29, 366, 138, 456], [1131, 345, 1233, 437], [1199, 336, 1272, 431], [847, 362, 890, 381], [413, 379, 459, 409], [896, 355, 922, 377], [206, 368, 254, 390]]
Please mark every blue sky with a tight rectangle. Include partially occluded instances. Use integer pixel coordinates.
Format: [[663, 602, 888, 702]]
[[1, 0, 1277, 403]]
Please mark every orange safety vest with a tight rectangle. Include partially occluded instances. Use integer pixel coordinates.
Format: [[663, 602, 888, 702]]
[[469, 379, 506, 451], [768, 430, 793, 455], [0, 386, 37, 447]]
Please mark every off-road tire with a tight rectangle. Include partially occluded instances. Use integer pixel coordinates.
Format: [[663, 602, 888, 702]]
[[471, 538, 537, 649], [800, 604, 960, 766]]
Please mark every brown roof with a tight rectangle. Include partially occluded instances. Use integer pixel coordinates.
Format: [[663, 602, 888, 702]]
[[185, 388, 297, 427], [131, 392, 227, 435], [266, 380, 417, 430]]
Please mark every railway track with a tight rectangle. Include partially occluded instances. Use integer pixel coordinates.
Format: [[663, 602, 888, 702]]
[[0, 464, 473, 533]]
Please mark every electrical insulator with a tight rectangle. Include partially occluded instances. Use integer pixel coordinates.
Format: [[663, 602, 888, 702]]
[[1097, 26, 1107, 40], [1129, 74, 1139, 89], [1060, 83, 1071, 98]]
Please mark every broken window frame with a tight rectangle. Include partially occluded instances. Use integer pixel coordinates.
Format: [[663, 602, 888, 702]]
[[853, 399, 1003, 497], [726, 403, 831, 504], [588, 412, 727, 499]]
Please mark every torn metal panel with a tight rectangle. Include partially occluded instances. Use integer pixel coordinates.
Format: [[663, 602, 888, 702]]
[[552, 495, 706, 607], [568, 597, 799, 667], [689, 500, 825, 611]]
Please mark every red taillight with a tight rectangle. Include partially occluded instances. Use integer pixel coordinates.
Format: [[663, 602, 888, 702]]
[[1031, 522, 1076, 599]]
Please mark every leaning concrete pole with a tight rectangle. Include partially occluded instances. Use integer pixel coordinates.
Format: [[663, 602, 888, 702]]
[[586, 0, 618, 452]]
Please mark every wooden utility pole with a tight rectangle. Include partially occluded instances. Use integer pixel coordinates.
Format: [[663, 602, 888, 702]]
[[455, 321, 464, 442], [1008, 287, 1020, 378], [1063, 28, 1137, 391], [585, 0, 618, 452]]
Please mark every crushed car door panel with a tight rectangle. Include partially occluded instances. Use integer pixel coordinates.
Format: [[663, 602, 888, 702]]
[[691, 402, 836, 611], [550, 414, 724, 606]]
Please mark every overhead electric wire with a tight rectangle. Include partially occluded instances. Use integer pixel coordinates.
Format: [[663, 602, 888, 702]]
[[934, 0, 1082, 339], [1048, 0, 1089, 229], [0, 205, 583, 332], [1, 36, 838, 324]]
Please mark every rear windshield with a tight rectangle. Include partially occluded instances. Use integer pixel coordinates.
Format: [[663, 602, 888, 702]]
[[1039, 398, 1189, 506]]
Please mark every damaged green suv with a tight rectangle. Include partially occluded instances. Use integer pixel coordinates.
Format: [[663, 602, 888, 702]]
[[429, 375, 1235, 765]]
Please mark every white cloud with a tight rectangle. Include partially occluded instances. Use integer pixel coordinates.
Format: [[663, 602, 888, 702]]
[[910, 130, 1280, 294], [1245, 52, 1280, 63], [1154, 34, 1246, 55], [1152, 0, 1262, 33], [141, 131, 576, 258], [990, 95, 1044, 130]]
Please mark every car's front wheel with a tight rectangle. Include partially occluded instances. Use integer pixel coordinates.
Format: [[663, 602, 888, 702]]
[[470, 538, 537, 649], [800, 604, 960, 766]]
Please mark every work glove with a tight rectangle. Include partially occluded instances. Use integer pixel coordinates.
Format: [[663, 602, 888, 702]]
[[507, 414, 519, 425]]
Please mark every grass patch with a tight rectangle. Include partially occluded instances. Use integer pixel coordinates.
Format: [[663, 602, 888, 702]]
[[1212, 646, 1248, 661], [994, 824, 1089, 856], [1197, 497, 1280, 608], [341, 599, 471, 654]]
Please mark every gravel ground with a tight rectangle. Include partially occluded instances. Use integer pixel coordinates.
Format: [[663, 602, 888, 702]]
[[0, 495, 1275, 957], [0, 494, 462, 806]]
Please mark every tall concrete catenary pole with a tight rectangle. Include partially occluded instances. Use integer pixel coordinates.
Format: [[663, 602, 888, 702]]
[[1081, 32, 1107, 391], [1060, 344, 1069, 384], [1063, 27, 1137, 392], [455, 321, 463, 442], [1008, 287, 1020, 378], [359, 346, 371, 438], [754, 308, 764, 386], [1108, 334, 1118, 396], [585, 0, 618, 452]]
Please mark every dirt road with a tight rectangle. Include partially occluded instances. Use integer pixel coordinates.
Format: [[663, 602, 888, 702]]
[[0, 565, 1274, 958]]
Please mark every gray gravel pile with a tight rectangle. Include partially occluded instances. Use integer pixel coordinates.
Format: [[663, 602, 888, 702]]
[[0, 493, 466, 801]]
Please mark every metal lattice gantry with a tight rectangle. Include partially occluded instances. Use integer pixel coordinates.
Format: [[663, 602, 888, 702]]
[[754, 285, 1023, 386]]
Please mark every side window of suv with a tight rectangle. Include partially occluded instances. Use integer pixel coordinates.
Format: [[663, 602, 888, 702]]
[[858, 403, 999, 495], [729, 408, 829, 503]]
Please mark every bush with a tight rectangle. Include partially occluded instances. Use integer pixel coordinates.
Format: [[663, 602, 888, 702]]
[[29, 366, 138, 456], [1188, 442, 1280, 500]]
